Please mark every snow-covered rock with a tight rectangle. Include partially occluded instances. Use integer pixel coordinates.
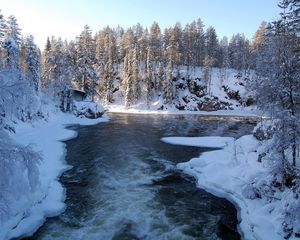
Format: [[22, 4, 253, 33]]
[[253, 119, 277, 141], [73, 101, 105, 119]]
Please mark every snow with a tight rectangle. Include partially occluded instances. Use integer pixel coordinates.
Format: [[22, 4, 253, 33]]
[[107, 104, 262, 118], [104, 66, 257, 114], [73, 100, 105, 118], [161, 135, 297, 240], [1, 112, 108, 240]]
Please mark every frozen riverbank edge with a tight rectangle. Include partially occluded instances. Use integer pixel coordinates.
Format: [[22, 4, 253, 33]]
[[107, 106, 264, 120], [161, 136, 296, 240], [2, 113, 108, 240]]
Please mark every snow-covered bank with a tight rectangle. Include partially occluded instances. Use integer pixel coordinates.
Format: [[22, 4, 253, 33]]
[[107, 105, 263, 119], [1, 113, 108, 240], [161, 135, 296, 240]]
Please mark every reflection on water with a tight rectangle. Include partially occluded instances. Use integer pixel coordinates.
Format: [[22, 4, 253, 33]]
[[27, 113, 254, 240]]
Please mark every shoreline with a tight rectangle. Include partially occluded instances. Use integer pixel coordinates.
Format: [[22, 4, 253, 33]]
[[3, 113, 108, 240], [106, 107, 265, 121], [161, 135, 285, 240]]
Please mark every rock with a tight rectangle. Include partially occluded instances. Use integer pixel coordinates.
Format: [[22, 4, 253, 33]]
[[187, 78, 207, 98], [253, 120, 277, 141], [197, 97, 231, 111], [73, 101, 104, 119]]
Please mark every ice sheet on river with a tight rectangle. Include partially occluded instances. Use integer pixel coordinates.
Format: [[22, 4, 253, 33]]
[[161, 135, 286, 240]]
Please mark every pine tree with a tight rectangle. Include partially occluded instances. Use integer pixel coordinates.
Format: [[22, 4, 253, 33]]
[[203, 55, 215, 95], [5, 15, 21, 47], [219, 36, 230, 83], [124, 52, 133, 109], [148, 22, 162, 62], [145, 49, 153, 108], [195, 18, 206, 66], [0, 10, 6, 45], [164, 61, 173, 104], [75, 25, 98, 100], [205, 26, 219, 66], [24, 35, 40, 93], [3, 37, 20, 70]]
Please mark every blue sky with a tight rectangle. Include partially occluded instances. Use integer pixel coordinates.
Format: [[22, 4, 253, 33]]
[[1, 0, 280, 48]]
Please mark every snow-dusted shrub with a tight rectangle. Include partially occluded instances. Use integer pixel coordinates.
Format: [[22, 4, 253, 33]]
[[0, 130, 41, 225], [73, 100, 104, 119], [253, 119, 278, 141], [282, 179, 300, 238], [0, 70, 42, 128]]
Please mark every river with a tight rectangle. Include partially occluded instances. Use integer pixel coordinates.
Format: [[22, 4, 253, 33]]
[[26, 113, 255, 240]]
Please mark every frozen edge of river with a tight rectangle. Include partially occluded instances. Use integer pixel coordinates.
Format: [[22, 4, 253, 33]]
[[161, 135, 286, 240], [3, 113, 109, 240], [106, 105, 264, 118]]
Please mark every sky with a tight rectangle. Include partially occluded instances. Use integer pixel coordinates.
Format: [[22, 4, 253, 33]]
[[1, 0, 281, 48]]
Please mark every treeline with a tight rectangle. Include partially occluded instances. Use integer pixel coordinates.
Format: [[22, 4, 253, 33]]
[[41, 18, 262, 108]]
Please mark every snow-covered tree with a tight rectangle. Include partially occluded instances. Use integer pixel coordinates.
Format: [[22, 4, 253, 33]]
[[205, 26, 219, 66], [253, 0, 300, 190], [203, 55, 215, 95], [24, 35, 40, 93], [3, 37, 19, 70], [148, 22, 162, 62], [75, 25, 98, 100], [5, 15, 21, 47], [164, 61, 173, 104], [0, 10, 6, 45]]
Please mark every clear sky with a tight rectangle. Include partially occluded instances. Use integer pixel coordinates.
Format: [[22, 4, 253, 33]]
[[1, 0, 280, 48]]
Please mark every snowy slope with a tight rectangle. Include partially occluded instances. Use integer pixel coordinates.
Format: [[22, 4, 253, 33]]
[[104, 66, 255, 113]]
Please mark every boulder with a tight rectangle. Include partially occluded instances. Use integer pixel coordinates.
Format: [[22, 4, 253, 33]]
[[73, 101, 104, 119]]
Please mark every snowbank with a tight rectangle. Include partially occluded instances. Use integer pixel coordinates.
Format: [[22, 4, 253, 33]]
[[1, 112, 108, 240], [107, 104, 262, 118], [161, 135, 294, 240]]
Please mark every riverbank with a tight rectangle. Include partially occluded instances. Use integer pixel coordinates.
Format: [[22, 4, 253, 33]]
[[1, 113, 108, 240], [161, 135, 295, 240], [107, 105, 263, 119]]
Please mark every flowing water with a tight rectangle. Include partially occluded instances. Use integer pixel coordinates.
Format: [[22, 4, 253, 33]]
[[27, 113, 255, 240]]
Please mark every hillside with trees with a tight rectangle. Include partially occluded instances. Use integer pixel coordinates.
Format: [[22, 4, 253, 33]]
[[0, 0, 299, 239]]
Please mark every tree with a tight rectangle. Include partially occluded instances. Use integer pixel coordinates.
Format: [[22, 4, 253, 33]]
[[164, 61, 173, 104], [3, 37, 20, 70], [218, 36, 230, 82], [24, 35, 40, 93], [205, 26, 219, 66], [252, 22, 268, 71], [5, 15, 21, 47], [96, 27, 116, 104], [203, 55, 215, 95], [195, 18, 206, 66], [75, 25, 98, 100], [164, 25, 181, 66], [0, 10, 6, 44], [145, 49, 153, 108], [148, 22, 162, 62], [254, 0, 300, 176], [228, 34, 251, 72]]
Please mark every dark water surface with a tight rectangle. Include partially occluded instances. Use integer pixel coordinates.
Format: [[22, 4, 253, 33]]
[[27, 113, 255, 240]]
